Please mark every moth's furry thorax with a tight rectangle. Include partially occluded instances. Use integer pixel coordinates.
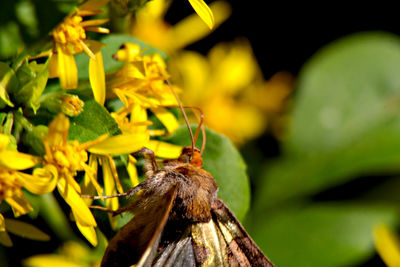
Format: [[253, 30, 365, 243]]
[[137, 146, 218, 223]]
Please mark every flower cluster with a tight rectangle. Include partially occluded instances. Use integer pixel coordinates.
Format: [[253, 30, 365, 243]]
[[0, 0, 199, 251]]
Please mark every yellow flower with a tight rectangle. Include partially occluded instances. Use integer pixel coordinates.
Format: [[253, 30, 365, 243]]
[[37, 113, 149, 245], [374, 223, 400, 266], [49, 0, 109, 104], [169, 40, 293, 144], [131, 0, 231, 52], [0, 134, 56, 217], [109, 48, 180, 134]]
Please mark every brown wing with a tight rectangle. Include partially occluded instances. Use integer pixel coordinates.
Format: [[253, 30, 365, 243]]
[[101, 185, 178, 267], [211, 198, 275, 267]]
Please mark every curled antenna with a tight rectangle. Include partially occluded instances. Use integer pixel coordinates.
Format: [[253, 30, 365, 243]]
[[165, 79, 195, 156]]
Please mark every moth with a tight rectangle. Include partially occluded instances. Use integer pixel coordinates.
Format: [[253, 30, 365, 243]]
[[99, 143, 273, 267], [99, 88, 273, 266]]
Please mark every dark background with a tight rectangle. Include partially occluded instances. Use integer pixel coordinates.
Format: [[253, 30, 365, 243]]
[[167, 1, 399, 79]]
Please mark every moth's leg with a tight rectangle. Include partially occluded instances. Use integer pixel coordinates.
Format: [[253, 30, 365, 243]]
[[134, 147, 159, 178], [89, 205, 115, 213]]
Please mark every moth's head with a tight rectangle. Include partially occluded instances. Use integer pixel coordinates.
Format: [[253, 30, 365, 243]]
[[178, 146, 203, 167]]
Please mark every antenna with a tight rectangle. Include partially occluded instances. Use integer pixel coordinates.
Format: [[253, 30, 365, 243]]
[[162, 105, 207, 156], [165, 79, 196, 156]]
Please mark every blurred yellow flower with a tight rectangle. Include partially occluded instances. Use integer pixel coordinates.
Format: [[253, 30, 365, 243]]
[[131, 0, 231, 52], [170, 40, 293, 144], [24, 240, 102, 267], [374, 223, 400, 266], [49, 0, 109, 104], [0, 134, 56, 217]]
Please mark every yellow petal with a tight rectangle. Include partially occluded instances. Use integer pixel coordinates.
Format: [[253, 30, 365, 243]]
[[374, 223, 400, 267], [0, 133, 10, 150], [89, 50, 106, 105], [0, 231, 12, 247], [126, 159, 139, 187], [57, 46, 78, 89], [18, 168, 57, 194], [167, 1, 231, 51], [48, 52, 59, 78], [6, 193, 33, 217], [0, 151, 41, 170], [102, 157, 119, 230], [88, 133, 149, 155], [81, 155, 103, 204], [150, 107, 179, 134], [147, 140, 182, 159], [129, 104, 148, 134], [73, 211, 98, 246], [105, 156, 123, 193], [48, 113, 69, 147], [57, 178, 97, 227], [188, 0, 214, 29], [130, 104, 147, 123], [5, 218, 50, 241], [0, 214, 5, 231], [23, 255, 82, 267]]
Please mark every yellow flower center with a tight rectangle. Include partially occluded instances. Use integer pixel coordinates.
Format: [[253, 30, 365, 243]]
[[53, 14, 86, 54], [45, 140, 88, 177], [0, 167, 22, 200]]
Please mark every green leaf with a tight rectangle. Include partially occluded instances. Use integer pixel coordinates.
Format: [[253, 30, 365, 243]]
[[250, 203, 397, 267], [22, 125, 48, 156], [257, 32, 400, 207], [69, 99, 121, 143], [167, 125, 250, 221], [0, 62, 18, 107], [76, 34, 167, 79]]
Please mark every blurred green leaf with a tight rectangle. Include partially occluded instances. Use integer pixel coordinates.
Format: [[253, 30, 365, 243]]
[[251, 203, 398, 267], [69, 99, 121, 143], [257, 32, 400, 207], [0, 0, 70, 59], [288, 32, 400, 154], [15, 61, 49, 112], [76, 34, 167, 79], [0, 62, 18, 107], [111, 0, 152, 16], [167, 125, 250, 221], [0, 22, 24, 60], [38, 193, 76, 241]]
